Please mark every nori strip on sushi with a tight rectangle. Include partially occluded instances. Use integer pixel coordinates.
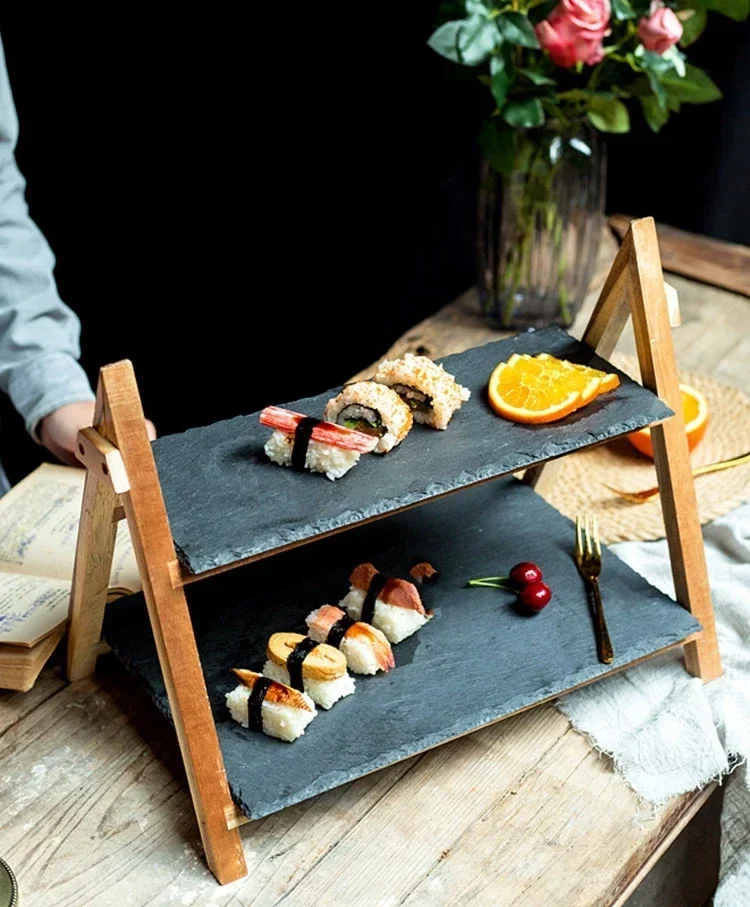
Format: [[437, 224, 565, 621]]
[[286, 637, 321, 690], [248, 676, 274, 731], [327, 614, 355, 648], [361, 572, 389, 625], [291, 417, 321, 471]]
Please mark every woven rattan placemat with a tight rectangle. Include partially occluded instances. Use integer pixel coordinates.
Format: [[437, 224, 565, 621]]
[[544, 354, 750, 543]]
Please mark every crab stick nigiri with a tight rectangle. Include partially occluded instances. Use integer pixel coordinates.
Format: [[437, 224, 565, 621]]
[[226, 669, 317, 742], [339, 563, 431, 644], [260, 406, 378, 481], [306, 605, 395, 675]]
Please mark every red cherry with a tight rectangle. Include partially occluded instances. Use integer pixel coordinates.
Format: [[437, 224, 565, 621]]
[[509, 562, 544, 587], [518, 582, 552, 612]]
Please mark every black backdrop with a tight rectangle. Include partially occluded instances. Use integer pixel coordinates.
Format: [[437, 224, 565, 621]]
[[0, 6, 746, 481]]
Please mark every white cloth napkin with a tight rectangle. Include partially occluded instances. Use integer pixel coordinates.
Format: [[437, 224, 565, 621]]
[[558, 500, 750, 904]]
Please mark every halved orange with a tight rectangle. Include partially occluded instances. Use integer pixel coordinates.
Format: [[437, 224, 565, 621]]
[[627, 384, 708, 459], [488, 354, 601, 424], [536, 353, 621, 394]]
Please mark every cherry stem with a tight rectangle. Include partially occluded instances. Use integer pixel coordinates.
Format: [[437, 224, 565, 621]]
[[466, 576, 515, 591]]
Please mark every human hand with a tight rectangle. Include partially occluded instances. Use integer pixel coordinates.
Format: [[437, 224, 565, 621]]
[[39, 401, 157, 466]]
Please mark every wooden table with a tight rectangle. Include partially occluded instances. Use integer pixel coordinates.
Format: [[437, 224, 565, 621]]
[[0, 224, 747, 906]]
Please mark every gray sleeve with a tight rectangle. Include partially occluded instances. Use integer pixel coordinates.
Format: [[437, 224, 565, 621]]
[[0, 36, 94, 438]]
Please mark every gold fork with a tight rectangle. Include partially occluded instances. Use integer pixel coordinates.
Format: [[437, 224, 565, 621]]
[[606, 450, 750, 504], [575, 514, 614, 665]]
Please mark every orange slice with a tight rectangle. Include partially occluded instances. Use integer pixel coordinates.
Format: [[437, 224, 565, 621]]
[[488, 355, 599, 424], [536, 353, 620, 395], [627, 384, 708, 459]]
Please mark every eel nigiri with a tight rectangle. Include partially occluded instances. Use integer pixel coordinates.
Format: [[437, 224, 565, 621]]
[[260, 406, 378, 481], [262, 632, 355, 710], [226, 669, 316, 742], [339, 563, 431, 644], [306, 605, 395, 675]]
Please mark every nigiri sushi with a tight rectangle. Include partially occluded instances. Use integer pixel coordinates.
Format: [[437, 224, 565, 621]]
[[324, 381, 412, 454], [226, 669, 316, 742], [374, 353, 470, 430], [339, 563, 431, 644], [260, 406, 378, 481], [262, 632, 355, 710], [306, 605, 395, 675]]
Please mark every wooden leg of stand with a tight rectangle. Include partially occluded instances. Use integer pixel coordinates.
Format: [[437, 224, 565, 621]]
[[66, 469, 119, 681], [628, 219, 722, 682], [100, 361, 247, 884]]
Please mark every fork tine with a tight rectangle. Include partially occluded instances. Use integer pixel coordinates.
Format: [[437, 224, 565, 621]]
[[575, 514, 583, 558], [591, 514, 601, 559], [583, 514, 593, 559]]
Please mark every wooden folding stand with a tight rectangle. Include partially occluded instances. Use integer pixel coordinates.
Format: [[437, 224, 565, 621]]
[[65, 216, 722, 886]]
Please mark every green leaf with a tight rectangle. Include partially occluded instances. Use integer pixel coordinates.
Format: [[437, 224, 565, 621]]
[[662, 46, 686, 78], [489, 55, 511, 107], [662, 63, 722, 104], [679, 6, 708, 47], [517, 67, 555, 86], [703, 0, 749, 22], [458, 13, 500, 65], [587, 96, 630, 133], [428, 21, 463, 62], [495, 12, 540, 49], [502, 98, 545, 128], [479, 118, 517, 172], [641, 96, 669, 132], [611, 0, 637, 19]]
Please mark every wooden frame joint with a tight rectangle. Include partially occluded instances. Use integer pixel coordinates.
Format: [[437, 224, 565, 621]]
[[76, 427, 130, 494]]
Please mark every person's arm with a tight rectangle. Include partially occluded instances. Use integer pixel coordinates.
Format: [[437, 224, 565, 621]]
[[0, 36, 95, 458]]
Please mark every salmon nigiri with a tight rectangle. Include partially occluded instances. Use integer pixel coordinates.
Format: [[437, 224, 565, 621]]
[[339, 563, 431, 644], [306, 605, 395, 675]]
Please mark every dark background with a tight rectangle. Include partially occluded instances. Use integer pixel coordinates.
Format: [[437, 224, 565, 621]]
[[0, 6, 747, 481]]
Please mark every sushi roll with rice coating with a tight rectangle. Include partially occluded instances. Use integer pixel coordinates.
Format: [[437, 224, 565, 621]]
[[374, 353, 470, 429], [263, 632, 355, 710], [226, 669, 316, 742], [306, 605, 395, 675], [324, 381, 412, 454], [340, 563, 431, 644]]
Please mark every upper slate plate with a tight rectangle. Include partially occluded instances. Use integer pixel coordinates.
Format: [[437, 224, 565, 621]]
[[152, 326, 672, 575], [104, 478, 700, 821]]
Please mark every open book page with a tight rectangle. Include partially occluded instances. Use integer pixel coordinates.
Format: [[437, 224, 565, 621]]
[[0, 463, 142, 645], [0, 573, 71, 645], [0, 463, 140, 590]]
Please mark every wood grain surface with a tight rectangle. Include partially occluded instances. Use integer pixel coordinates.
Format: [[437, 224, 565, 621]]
[[1, 221, 746, 905]]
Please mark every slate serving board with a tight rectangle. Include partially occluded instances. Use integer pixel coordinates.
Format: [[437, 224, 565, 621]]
[[152, 326, 672, 575], [104, 478, 699, 821]]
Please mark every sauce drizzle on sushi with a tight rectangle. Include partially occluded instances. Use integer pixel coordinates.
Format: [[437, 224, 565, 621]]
[[291, 417, 322, 471], [361, 572, 389, 625], [286, 637, 321, 690], [247, 676, 274, 731], [326, 614, 355, 647]]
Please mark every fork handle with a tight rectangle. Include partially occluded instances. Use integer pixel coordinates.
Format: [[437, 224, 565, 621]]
[[589, 577, 614, 665]]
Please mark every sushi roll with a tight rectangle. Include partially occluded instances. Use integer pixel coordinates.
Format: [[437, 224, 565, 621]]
[[374, 353, 470, 430], [324, 381, 412, 454], [340, 563, 431, 644], [306, 605, 395, 675], [262, 632, 355, 710], [260, 406, 378, 480], [226, 669, 316, 742]]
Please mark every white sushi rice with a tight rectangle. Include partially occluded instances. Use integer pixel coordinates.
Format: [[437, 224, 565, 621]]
[[339, 635, 383, 675], [225, 684, 317, 742], [340, 586, 428, 644], [262, 659, 356, 710], [264, 431, 360, 480]]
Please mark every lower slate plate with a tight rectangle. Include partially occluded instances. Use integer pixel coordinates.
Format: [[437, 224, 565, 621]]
[[104, 478, 700, 820]]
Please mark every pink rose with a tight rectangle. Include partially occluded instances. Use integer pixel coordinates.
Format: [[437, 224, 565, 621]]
[[638, 1, 683, 56], [536, 0, 611, 68]]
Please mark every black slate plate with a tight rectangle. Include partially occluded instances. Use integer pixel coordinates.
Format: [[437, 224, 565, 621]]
[[152, 326, 672, 575], [104, 478, 699, 820]]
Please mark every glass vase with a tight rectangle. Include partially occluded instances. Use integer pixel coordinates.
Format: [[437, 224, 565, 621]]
[[477, 124, 606, 330]]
